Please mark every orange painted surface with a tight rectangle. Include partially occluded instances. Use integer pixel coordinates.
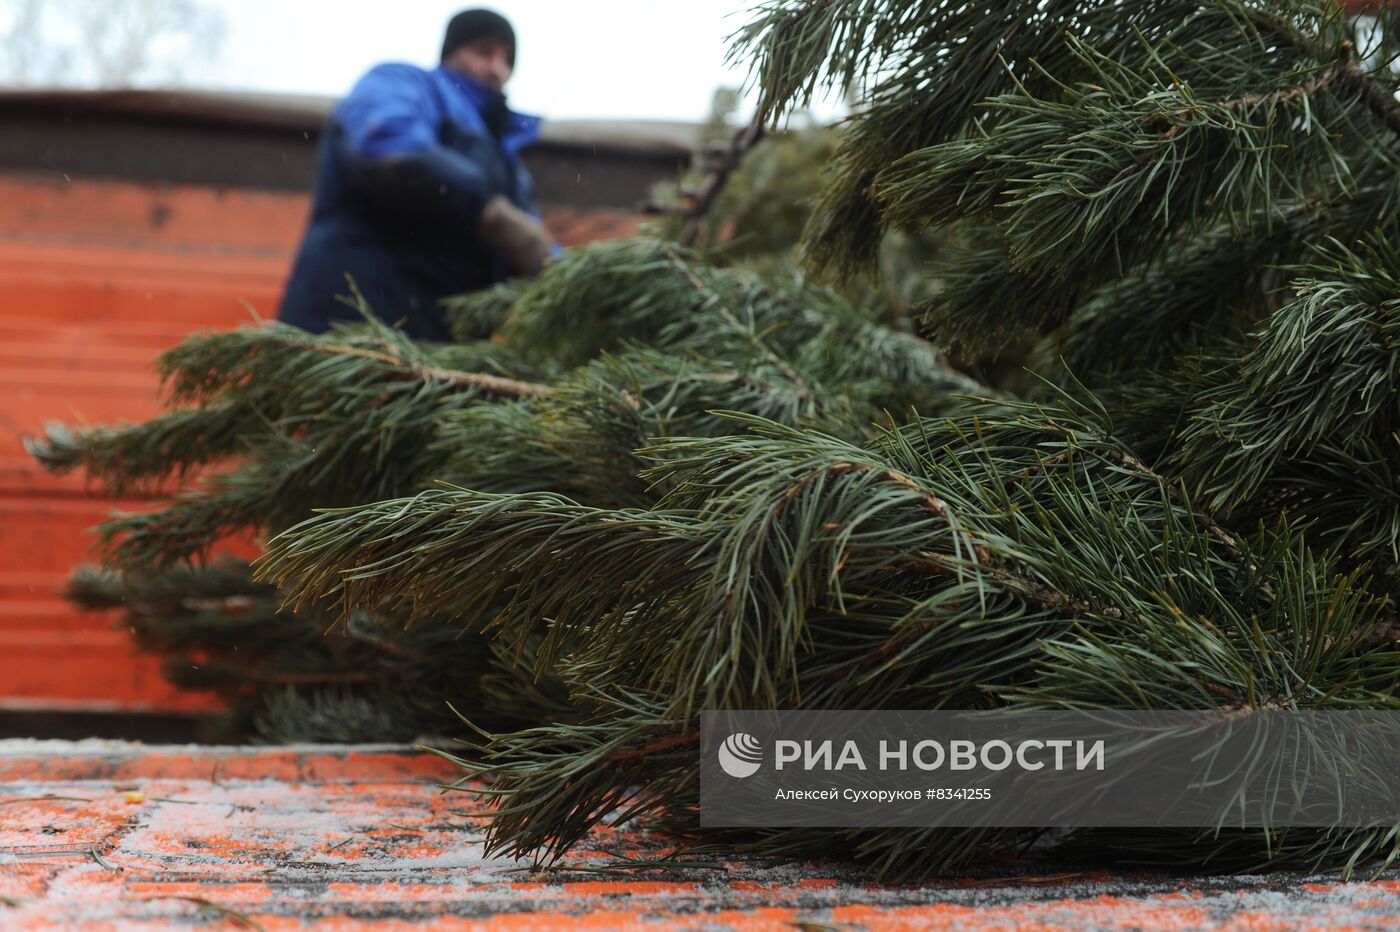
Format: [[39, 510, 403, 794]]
[[0, 170, 641, 714], [0, 174, 298, 713], [2, 743, 1399, 928], [0, 176, 311, 254]]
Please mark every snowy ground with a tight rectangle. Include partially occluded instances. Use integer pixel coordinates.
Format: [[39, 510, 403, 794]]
[[2, 741, 1398, 929]]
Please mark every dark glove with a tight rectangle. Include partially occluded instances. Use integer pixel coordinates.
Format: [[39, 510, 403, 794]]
[[478, 195, 552, 277]]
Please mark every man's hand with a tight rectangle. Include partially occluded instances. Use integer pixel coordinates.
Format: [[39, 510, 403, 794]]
[[478, 195, 551, 277]]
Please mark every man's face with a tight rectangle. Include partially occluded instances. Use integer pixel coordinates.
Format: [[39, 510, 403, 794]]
[[445, 37, 513, 92]]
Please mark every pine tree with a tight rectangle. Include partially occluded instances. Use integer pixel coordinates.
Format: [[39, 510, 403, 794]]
[[29, 0, 1400, 880], [31, 239, 972, 739]]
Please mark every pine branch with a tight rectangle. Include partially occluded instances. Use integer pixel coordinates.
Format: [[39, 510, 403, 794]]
[[1333, 36, 1400, 137], [278, 339, 544, 397], [659, 243, 812, 393], [678, 116, 767, 247], [1170, 231, 1400, 514]]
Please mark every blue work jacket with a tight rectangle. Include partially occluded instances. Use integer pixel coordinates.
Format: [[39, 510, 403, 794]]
[[277, 64, 542, 341]]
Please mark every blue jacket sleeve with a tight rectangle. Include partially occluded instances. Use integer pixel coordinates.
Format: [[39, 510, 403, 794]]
[[334, 64, 502, 225]]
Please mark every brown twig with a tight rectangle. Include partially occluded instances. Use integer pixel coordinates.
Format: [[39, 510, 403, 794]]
[[1011, 444, 1261, 587], [678, 116, 767, 247], [1100, 450, 1252, 569], [602, 730, 700, 765], [288, 339, 546, 398], [777, 460, 1128, 624], [899, 549, 1126, 621], [1334, 39, 1400, 138], [1112, 46, 1367, 189], [659, 244, 812, 395]]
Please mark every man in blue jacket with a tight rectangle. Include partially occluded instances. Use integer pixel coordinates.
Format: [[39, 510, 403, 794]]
[[278, 8, 551, 341]]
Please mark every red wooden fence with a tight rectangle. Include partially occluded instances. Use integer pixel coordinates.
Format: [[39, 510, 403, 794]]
[[0, 171, 638, 712]]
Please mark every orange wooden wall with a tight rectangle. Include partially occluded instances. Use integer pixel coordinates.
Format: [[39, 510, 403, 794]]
[[0, 170, 640, 713], [0, 174, 306, 712]]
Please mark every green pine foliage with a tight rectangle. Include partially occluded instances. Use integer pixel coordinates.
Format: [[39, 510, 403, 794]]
[[269, 0, 1400, 877], [30, 239, 972, 740], [28, 0, 1400, 881], [63, 559, 569, 742]]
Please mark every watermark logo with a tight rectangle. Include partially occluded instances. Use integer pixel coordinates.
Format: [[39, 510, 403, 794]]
[[718, 732, 763, 778], [702, 710, 1400, 828]]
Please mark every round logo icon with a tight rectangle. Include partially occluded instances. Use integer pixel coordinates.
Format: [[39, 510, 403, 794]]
[[718, 732, 763, 778]]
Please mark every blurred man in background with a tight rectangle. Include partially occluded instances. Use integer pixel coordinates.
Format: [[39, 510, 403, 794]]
[[278, 8, 552, 341]]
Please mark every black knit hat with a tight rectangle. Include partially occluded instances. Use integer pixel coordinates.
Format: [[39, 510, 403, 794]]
[[441, 9, 516, 66]]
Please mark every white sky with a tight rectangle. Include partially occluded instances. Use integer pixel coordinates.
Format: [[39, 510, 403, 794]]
[[1, 1, 847, 123], [196, 0, 839, 124]]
